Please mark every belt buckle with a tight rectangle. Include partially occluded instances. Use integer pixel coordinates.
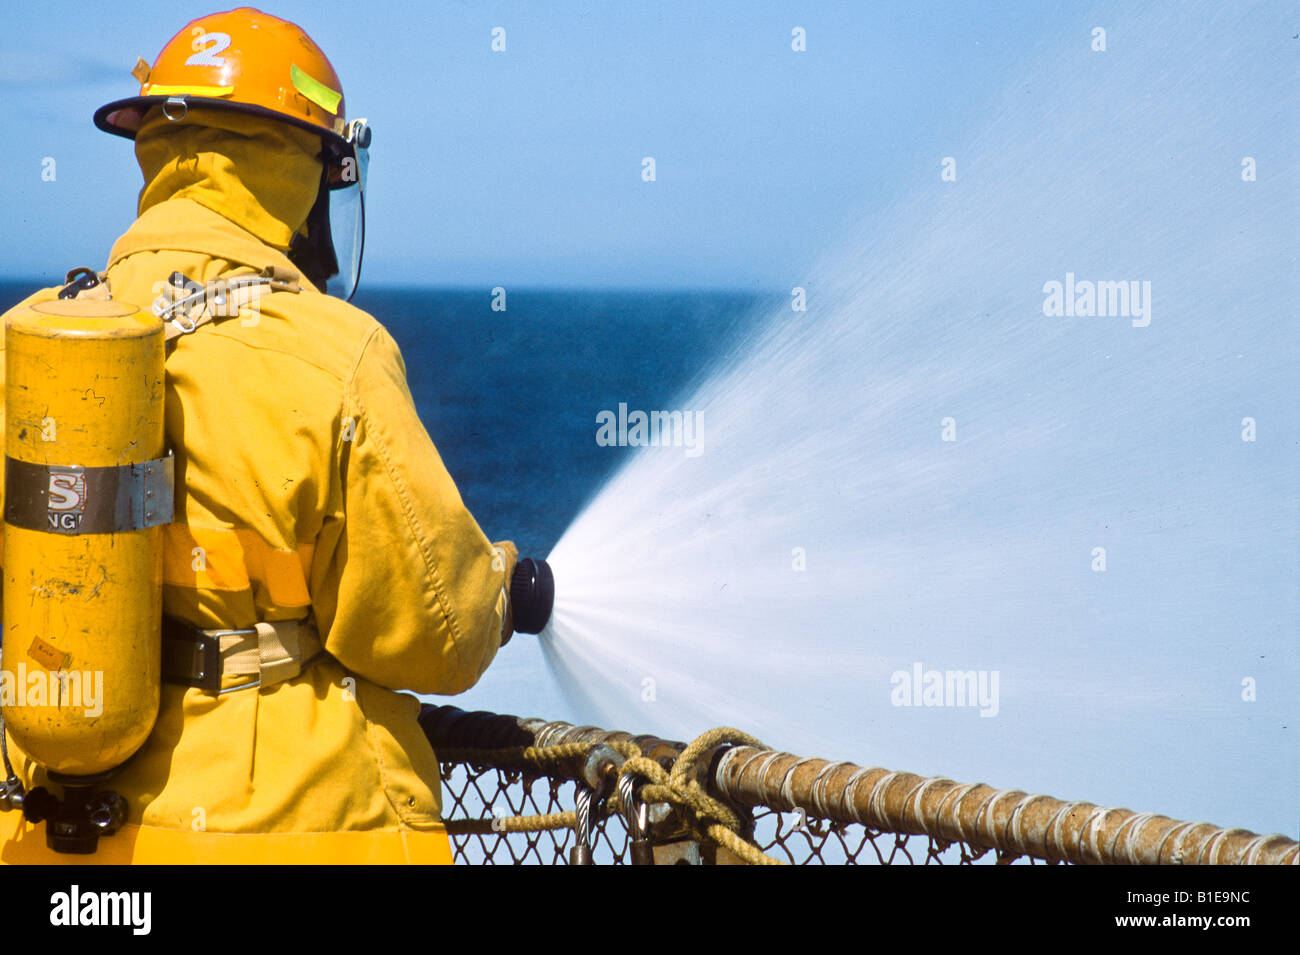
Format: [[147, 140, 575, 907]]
[[161, 618, 258, 693], [206, 629, 261, 695], [161, 619, 221, 692]]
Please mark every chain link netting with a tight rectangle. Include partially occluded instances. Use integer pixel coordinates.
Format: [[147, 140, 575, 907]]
[[440, 761, 627, 865], [440, 760, 1061, 865]]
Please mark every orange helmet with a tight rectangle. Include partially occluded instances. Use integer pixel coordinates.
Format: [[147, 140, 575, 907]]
[[94, 7, 369, 180], [94, 8, 372, 298]]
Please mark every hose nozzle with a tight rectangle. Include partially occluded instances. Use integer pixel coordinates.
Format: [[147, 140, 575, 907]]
[[509, 557, 555, 635]]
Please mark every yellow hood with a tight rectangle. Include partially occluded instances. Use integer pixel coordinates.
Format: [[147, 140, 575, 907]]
[[135, 107, 323, 252]]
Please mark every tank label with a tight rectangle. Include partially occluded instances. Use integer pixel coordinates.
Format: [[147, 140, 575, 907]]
[[47, 471, 86, 530], [27, 636, 72, 671]]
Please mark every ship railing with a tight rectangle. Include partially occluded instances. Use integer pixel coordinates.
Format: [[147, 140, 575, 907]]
[[420, 704, 1298, 866]]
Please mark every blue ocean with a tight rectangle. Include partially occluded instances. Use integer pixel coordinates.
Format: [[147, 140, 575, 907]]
[[353, 286, 764, 558]]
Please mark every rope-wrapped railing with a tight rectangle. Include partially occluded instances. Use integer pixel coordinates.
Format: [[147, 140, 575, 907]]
[[421, 705, 1299, 866], [712, 747, 1297, 865]]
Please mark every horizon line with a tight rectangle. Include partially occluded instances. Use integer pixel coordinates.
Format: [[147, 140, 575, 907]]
[[0, 276, 787, 298]]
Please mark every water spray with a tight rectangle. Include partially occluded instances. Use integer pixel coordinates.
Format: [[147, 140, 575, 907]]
[[529, 3, 1296, 838]]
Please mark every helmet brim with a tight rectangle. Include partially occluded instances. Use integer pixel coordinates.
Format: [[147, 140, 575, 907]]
[[93, 96, 352, 168]]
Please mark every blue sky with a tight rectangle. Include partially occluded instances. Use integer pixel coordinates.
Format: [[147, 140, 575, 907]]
[[2, 0, 1075, 288]]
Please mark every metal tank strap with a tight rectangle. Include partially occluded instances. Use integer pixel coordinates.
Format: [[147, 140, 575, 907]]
[[55, 264, 301, 339], [58, 267, 112, 300], [161, 615, 323, 694], [154, 265, 301, 341]]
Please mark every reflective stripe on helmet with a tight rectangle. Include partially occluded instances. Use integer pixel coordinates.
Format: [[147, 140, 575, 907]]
[[290, 65, 341, 115], [144, 83, 235, 97]]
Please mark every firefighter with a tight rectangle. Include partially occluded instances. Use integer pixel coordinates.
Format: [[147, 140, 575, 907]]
[[0, 7, 550, 863]]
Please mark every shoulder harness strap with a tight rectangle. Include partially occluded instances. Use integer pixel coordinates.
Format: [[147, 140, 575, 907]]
[[154, 266, 301, 342], [56, 265, 301, 342]]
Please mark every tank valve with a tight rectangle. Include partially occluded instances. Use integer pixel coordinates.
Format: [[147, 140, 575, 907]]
[[510, 557, 555, 635], [22, 781, 128, 854]]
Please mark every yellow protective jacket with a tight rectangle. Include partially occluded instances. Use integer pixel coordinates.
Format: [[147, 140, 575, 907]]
[[0, 111, 516, 863]]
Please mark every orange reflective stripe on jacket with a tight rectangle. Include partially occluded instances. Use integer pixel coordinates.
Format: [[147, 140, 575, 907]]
[[162, 523, 313, 610]]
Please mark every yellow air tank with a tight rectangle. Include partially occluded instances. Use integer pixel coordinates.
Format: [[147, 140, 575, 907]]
[[2, 298, 169, 778]]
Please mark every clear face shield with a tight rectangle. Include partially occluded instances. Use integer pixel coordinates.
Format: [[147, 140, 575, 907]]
[[327, 118, 371, 302]]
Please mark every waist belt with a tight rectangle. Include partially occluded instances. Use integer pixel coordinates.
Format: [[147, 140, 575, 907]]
[[161, 615, 323, 693]]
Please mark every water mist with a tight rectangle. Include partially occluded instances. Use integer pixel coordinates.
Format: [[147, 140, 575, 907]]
[[540, 5, 1296, 836]]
